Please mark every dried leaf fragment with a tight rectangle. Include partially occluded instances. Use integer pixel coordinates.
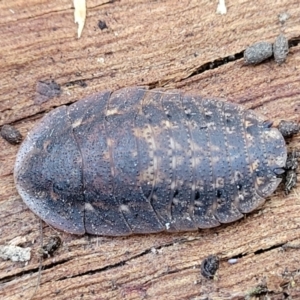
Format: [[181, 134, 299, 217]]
[[73, 0, 86, 38]]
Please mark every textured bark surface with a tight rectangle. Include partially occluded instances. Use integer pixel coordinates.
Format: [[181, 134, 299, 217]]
[[0, 0, 300, 299]]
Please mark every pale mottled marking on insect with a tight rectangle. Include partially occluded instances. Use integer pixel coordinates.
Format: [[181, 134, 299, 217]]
[[49, 128, 55, 137], [246, 133, 255, 143], [106, 137, 115, 177], [142, 93, 172, 228], [275, 156, 286, 166], [251, 160, 259, 172], [152, 194, 158, 201], [186, 96, 217, 224], [170, 181, 176, 190], [257, 120, 275, 196], [119, 204, 130, 213], [234, 194, 243, 207], [206, 122, 217, 130], [185, 215, 192, 221], [215, 177, 225, 189], [174, 141, 183, 151], [106, 108, 120, 116], [198, 179, 205, 191], [211, 156, 220, 165], [226, 126, 235, 134], [138, 164, 155, 184], [90, 199, 105, 209], [212, 98, 237, 220], [255, 177, 265, 187], [50, 189, 59, 201], [233, 171, 243, 181], [138, 93, 160, 208], [228, 107, 252, 212], [210, 145, 221, 152], [198, 99, 214, 188], [85, 203, 95, 211], [245, 120, 254, 128], [172, 198, 179, 205], [190, 141, 206, 154], [264, 129, 278, 139], [167, 92, 194, 226], [165, 119, 177, 204], [43, 140, 51, 151], [72, 118, 83, 128], [194, 200, 202, 207], [103, 98, 132, 230], [217, 102, 236, 203], [175, 155, 185, 167], [102, 150, 110, 162], [176, 179, 185, 188]]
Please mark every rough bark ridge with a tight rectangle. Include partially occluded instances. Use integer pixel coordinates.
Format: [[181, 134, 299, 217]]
[[0, 0, 300, 299]]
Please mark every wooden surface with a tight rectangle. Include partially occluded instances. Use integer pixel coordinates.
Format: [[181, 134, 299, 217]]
[[1, 0, 300, 299]]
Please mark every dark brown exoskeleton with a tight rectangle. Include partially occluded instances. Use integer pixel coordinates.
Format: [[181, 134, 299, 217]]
[[14, 87, 299, 235]]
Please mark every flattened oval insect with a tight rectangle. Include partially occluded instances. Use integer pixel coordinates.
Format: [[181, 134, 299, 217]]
[[14, 87, 296, 236]]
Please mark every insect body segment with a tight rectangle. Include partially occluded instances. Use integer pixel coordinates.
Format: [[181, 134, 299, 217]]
[[14, 87, 288, 235], [15, 106, 85, 234]]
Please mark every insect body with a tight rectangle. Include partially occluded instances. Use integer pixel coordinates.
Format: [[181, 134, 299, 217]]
[[14, 87, 289, 235]]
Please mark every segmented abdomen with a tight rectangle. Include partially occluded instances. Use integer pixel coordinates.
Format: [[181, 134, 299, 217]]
[[70, 87, 285, 235], [14, 87, 287, 236]]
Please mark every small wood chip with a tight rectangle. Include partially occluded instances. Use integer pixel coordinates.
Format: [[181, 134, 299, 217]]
[[0, 245, 31, 262], [73, 0, 86, 38], [216, 0, 227, 15]]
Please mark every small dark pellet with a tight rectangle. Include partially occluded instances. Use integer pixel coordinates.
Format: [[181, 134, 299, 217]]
[[35, 80, 61, 104], [36, 80, 61, 98], [278, 120, 300, 138], [244, 41, 273, 64], [286, 152, 299, 170], [284, 151, 299, 194], [98, 20, 108, 30], [200, 255, 219, 279], [40, 236, 62, 258], [1, 125, 22, 145], [273, 34, 289, 64]]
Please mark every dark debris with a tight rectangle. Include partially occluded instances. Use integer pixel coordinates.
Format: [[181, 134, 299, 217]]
[[284, 170, 297, 195], [35, 80, 61, 104], [39, 236, 62, 259], [200, 255, 219, 279], [278, 120, 300, 138], [284, 151, 299, 194], [1, 125, 22, 145], [98, 20, 108, 30]]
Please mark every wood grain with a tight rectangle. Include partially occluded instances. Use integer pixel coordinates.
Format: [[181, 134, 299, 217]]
[[0, 0, 300, 299]]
